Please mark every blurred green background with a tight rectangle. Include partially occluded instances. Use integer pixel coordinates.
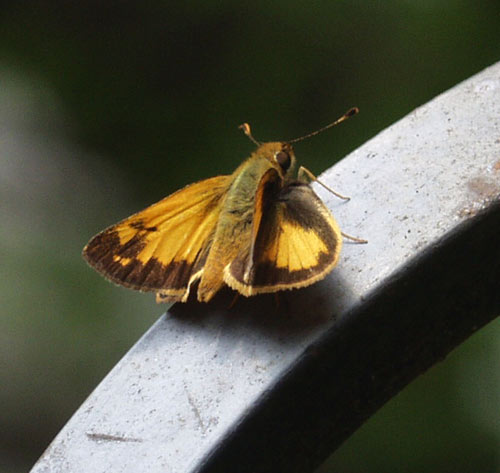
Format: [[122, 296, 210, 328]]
[[1, 1, 499, 472]]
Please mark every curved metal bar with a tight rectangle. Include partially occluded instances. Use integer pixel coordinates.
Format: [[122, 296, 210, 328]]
[[31, 62, 500, 473]]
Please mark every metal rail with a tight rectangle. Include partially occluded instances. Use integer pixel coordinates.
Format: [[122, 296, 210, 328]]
[[31, 62, 500, 473]]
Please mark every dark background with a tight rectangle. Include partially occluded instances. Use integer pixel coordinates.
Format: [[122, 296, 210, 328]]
[[1, 2, 499, 472]]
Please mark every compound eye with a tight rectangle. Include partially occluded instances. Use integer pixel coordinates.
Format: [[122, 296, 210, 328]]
[[275, 151, 291, 171]]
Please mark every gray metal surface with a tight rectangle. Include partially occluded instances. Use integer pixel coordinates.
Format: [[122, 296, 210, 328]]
[[31, 62, 500, 473]]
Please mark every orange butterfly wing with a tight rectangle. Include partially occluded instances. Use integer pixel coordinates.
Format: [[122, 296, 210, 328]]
[[224, 182, 342, 296], [83, 175, 231, 302]]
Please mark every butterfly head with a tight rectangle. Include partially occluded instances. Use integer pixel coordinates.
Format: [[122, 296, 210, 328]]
[[254, 141, 296, 180]]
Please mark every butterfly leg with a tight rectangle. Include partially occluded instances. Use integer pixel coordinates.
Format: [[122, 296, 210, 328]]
[[298, 166, 350, 201], [228, 292, 240, 310], [341, 232, 368, 244]]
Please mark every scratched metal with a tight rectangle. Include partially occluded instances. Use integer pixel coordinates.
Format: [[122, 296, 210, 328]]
[[30, 62, 500, 473]]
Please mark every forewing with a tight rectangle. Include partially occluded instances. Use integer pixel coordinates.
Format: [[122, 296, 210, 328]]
[[83, 175, 230, 302], [225, 182, 342, 296]]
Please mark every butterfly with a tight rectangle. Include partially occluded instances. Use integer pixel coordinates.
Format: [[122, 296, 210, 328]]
[[83, 108, 365, 303]]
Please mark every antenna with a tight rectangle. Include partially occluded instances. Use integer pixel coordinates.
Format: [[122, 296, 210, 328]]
[[288, 107, 359, 144], [238, 123, 260, 146], [238, 107, 359, 146]]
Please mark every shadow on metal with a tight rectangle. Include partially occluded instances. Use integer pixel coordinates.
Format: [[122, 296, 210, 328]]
[[196, 200, 500, 473]]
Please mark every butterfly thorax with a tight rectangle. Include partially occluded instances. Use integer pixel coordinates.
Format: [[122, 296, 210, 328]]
[[197, 143, 293, 301]]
